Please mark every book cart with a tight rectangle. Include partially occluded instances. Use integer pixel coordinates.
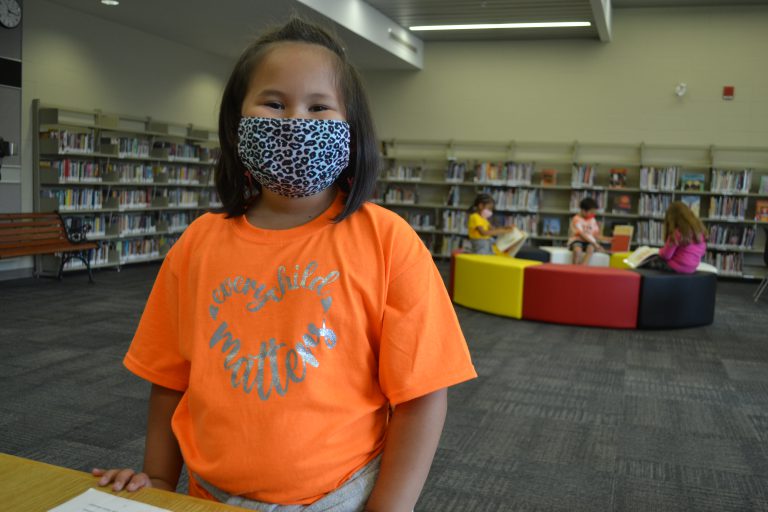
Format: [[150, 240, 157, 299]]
[[32, 99, 220, 275], [376, 139, 768, 280]]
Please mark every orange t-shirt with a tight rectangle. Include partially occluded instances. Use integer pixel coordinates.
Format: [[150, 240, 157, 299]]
[[123, 194, 477, 505]]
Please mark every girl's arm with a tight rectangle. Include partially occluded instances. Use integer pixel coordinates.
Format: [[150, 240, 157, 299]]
[[476, 225, 514, 237], [658, 239, 678, 261], [93, 384, 184, 492], [364, 388, 447, 512], [658, 231, 680, 261]]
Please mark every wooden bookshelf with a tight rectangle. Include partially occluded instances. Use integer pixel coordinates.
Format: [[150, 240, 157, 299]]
[[32, 100, 220, 274], [377, 139, 768, 279]]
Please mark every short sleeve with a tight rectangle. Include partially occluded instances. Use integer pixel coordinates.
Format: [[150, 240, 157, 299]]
[[467, 214, 478, 236], [378, 250, 477, 405], [123, 248, 189, 391]]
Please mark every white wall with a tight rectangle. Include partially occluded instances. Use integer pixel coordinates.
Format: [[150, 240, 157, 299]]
[[362, 6, 768, 147], [4, 0, 231, 277], [21, 0, 231, 211]]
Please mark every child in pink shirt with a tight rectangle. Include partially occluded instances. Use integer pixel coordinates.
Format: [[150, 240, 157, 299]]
[[643, 201, 707, 274]]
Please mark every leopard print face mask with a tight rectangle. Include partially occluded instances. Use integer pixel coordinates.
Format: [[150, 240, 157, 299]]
[[237, 117, 351, 198]]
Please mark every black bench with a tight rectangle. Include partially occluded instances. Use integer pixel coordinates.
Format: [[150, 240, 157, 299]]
[[0, 213, 98, 282], [632, 268, 717, 328]]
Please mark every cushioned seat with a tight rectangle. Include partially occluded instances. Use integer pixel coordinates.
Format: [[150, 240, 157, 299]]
[[541, 246, 571, 264], [633, 269, 717, 328], [610, 251, 632, 269], [522, 264, 641, 328], [453, 254, 542, 318], [514, 245, 550, 263], [541, 246, 610, 266]]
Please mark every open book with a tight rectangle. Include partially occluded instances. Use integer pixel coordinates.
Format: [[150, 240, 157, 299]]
[[623, 245, 659, 268], [495, 228, 528, 256]]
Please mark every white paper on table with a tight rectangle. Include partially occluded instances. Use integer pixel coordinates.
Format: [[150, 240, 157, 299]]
[[48, 488, 170, 512]]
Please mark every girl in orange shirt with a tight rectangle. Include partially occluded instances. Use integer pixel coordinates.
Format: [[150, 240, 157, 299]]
[[93, 17, 476, 512]]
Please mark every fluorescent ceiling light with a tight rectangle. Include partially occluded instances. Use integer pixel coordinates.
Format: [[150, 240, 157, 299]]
[[410, 22, 591, 31], [101, 0, 120, 5]]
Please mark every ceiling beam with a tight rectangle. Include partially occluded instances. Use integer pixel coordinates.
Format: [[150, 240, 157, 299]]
[[295, 0, 424, 69], [590, 0, 613, 42]]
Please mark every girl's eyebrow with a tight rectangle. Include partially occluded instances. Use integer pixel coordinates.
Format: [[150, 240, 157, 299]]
[[255, 89, 286, 97], [255, 89, 337, 102]]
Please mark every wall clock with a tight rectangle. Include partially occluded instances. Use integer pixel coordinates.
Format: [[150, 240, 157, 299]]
[[0, 0, 22, 29]]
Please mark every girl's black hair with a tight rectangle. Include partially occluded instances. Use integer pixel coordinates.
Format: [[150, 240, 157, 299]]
[[579, 197, 598, 211], [469, 193, 494, 213], [214, 17, 379, 221]]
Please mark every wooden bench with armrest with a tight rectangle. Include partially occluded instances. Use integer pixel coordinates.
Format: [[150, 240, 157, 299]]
[[0, 212, 98, 282]]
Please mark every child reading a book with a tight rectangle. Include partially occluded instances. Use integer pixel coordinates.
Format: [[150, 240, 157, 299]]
[[467, 193, 525, 255], [92, 18, 476, 512], [639, 200, 707, 273], [567, 197, 611, 265]]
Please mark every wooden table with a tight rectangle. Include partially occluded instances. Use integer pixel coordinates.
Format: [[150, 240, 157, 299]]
[[0, 453, 243, 511]]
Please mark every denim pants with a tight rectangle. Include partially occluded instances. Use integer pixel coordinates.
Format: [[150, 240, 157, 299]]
[[470, 238, 493, 255]]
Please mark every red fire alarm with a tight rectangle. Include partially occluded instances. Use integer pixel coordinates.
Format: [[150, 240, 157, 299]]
[[723, 86, 735, 100]]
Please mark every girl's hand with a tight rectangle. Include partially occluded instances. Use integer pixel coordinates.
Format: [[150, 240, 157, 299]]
[[92, 467, 156, 492]]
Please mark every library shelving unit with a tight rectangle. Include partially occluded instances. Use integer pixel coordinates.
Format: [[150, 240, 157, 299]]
[[376, 139, 768, 280], [32, 100, 220, 275]]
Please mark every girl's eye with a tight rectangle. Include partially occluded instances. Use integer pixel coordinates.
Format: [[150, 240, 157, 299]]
[[264, 102, 284, 110], [309, 105, 329, 112]]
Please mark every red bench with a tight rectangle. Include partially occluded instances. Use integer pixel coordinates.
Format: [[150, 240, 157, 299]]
[[0, 213, 98, 282], [522, 264, 641, 329]]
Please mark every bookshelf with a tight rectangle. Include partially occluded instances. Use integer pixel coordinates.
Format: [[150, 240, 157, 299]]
[[32, 100, 220, 275], [376, 139, 768, 280]]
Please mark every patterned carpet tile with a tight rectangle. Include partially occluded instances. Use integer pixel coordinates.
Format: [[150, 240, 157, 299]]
[[2, 263, 768, 511]]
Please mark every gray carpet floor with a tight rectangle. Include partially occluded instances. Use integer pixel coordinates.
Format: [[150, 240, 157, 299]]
[[2, 263, 768, 511]]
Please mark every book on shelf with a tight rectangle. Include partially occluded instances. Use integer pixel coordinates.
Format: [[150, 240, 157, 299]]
[[760, 176, 768, 195], [708, 196, 747, 220], [441, 210, 467, 234], [707, 224, 756, 248], [610, 225, 634, 253], [680, 195, 701, 217], [445, 161, 466, 182], [501, 214, 539, 236], [540, 168, 558, 186], [608, 168, 627, 188], [639, 193, 672, 217], [635, 219, 664, 246], [623, 246, 660, 269], [483, 187, 539, 211], [503, 162, 534, 185], [710, 168, 752, 194], [570, 190, 605, 212], [705, 250, 743, 274], [640, 167, 677, 191], [387, 165, 422, 181], [474, 161, 501, 183], [495, 228, 528, 254], [756, 200, 768, 222], [680, 173, 705, 192], [611, 194, 632, 214], [445, 185, 461, 206], [571, 164, 597, 187], [542, 217, 562, 236]]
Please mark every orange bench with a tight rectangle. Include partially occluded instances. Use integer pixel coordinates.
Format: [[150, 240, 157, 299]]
[[0, 213, 98, 282]]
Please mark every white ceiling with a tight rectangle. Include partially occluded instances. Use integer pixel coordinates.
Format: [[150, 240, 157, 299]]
[[364, 0, 600, 41], [44, 0, 418, 70], [43, 0, 768, 68]]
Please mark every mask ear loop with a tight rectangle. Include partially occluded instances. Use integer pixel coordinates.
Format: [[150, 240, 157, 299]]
[[243, 170, 256, 199]]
